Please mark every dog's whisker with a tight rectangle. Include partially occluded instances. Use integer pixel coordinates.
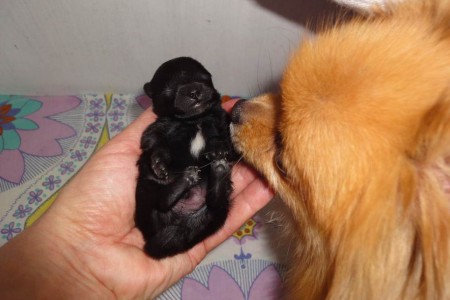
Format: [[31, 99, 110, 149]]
[[230, 155, 245, 170], [198, 161, 215, 169]]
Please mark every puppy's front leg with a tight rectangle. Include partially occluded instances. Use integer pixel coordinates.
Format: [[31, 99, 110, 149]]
[[205, 159, 231, 218], [140, 123, 175, 183], [202, 123, 236, 162]]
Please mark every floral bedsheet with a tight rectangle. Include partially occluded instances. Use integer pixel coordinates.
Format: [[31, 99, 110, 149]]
[[0, 94, 284, 299]]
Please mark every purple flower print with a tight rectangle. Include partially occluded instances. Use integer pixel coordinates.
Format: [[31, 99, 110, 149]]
[[42, 175, 61, 191], [59, 161, 75, 175], [13, 204, 32, 218], [112, 98, 126, 110], [181, 265, 283, 300], [247, 265, 284, 299], [80, 136, 97, 149], [28, 189, 43, 205], [108, 110, 124, 121], [1, 222, 22, 241], [87, 110, 105, 122], [110, 122, 124, 132], [182, 266, 244, 300], [85, 122, 101, 133], [70, 150, 87, 161], [89, 98, 104, 110]]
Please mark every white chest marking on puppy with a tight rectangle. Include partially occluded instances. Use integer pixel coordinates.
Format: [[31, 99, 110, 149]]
[[190, 127, 205, 158]]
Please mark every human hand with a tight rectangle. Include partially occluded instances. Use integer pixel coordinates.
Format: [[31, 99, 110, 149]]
[[0, 102, 273, 299]]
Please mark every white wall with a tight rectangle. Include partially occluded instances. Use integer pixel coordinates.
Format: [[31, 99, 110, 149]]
[[0, 0, 336, 96]]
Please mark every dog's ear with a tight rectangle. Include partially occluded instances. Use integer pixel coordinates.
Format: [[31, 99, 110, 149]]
[[411, 91, 450, 183], [143, 82, 153, 98], [407, 91, 450, 288]]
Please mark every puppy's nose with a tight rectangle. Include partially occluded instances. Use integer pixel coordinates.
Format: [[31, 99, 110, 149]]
[[189, 89, 201, 100], [231, 99, 245, 124]]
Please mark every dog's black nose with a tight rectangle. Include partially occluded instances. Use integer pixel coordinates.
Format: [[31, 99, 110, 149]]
[[231, 99, 245, 124]]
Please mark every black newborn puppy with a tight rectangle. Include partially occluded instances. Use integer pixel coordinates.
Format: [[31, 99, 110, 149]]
[[135, 57, 236, 259]]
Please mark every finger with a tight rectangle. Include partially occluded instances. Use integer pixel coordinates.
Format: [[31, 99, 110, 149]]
[[221, 98, 239, 113], [121, 227, 145, 248], [154, 250, 201, 296], [113, 108, 157, 143], [230, 163, 260, 197]]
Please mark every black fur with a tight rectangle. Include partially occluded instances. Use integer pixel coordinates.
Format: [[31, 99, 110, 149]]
[[135, 57, 236, 259]]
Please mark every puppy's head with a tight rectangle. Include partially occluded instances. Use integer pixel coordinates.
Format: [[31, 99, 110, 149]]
[[144, 57, 220, 118]]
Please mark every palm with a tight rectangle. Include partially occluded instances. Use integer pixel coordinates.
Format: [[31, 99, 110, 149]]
[[37, 108, 272, 298]]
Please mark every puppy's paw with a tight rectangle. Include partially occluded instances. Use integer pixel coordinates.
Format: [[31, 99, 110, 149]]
[[185, 166, 201, 185], [204, 144, 230, 161], [211, 159, 230, 173], [151, 156, 169, 181]]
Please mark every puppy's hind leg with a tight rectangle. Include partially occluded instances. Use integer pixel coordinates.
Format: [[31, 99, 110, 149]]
[[144, 225, 190, 258], [155, 166, 201, 212]]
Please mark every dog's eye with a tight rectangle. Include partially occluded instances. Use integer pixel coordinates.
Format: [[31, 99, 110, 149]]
[[274, 131, 288, 177]]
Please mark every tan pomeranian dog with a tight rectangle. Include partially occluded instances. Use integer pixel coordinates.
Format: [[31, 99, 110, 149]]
[[230, 1, 450, 299]]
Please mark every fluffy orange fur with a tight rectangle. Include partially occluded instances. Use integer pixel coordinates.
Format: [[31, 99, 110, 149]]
[[231, 1, 450, 299]]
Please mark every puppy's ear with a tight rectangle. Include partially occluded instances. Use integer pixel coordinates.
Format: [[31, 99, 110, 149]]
[[143, 82, 153, 98]]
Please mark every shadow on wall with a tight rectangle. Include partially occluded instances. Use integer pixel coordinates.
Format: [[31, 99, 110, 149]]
[[253, 0, 355, 31], [248, 0, 357, 94]]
